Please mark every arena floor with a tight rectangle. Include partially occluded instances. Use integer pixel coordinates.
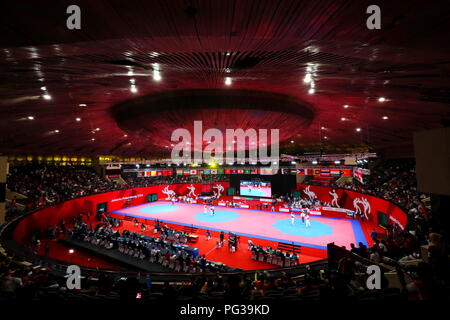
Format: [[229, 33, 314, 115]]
[[111, 201, 369, 250]]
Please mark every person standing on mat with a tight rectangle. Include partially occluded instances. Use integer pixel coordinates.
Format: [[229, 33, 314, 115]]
[[204, 204, 208, 214], [305, 214, 311, 228], [210, 205, 215, 216], [300, 210, 306, 224], [291, 212, 295, 226], [220, 231, 224, 245]]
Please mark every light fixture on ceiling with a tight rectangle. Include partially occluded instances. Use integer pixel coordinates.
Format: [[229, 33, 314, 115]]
[[40, 86, 46, 91], [382, 116, 389, 120], [378, 97, 386, 102], [225, 77, 232, 86], [341, 117, 346, 121], [153, 70, 162, 81], [308, 88, 315, 94], [27, 116, 34, 120], [343, 104, 349, 108], [356, 128, 361, 132], [334, 160, 341, 164], [79, 103, 87, 107], [130, 84, 138, 93], [75, 117, 81, 122], [43, 94, 52, 100], [312, 160, 318, 165]]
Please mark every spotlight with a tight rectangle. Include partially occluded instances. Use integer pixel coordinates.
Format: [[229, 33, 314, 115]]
[[378, 97, 386, 102], [308, 88, 315, 94], [356, 128, 361, 132], [225, 77, 232, 85], [312, 160, 318, 165], [303, 73, 312, 83], [27, 116, 34, 120], [382, 116, 389, 120], [153, 71, 162, 81], [43, 94, 52, 100], [69, 249, 74, 254], [334, 160, 341, 165]]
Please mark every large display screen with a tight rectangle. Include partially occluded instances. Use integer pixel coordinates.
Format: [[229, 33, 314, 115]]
[[240, 180, 272, 197]]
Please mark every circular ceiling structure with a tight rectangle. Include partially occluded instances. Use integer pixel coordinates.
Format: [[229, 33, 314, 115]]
[[111, 89, 315, 149]]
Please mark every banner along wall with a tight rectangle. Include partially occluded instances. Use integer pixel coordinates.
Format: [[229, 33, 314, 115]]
[[297, 184, 408, 230], [12, 182, 230, 244]]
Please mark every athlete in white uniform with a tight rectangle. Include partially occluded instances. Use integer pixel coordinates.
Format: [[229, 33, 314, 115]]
[[305, 214, 311, 228], [204, 204, 208, 214], [210, 206, 215, 216], [291, 213, 295, 225], [300, 211, 306, 224]]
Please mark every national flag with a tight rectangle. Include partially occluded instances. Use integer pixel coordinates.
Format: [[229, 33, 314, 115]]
[[190, 169, 197, 175]]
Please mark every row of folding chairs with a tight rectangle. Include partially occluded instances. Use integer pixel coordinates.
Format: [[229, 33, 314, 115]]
[[251, 252, 298, 267], [118, 245, 146, 259]]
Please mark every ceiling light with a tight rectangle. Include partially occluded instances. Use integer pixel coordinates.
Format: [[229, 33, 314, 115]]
[[79, 103, 87, 107], [153, 71, 161, 81], [225, 52, 231, 56], [303, 73, 312, 83], [341, 117, 346, 121], [54, 129, 60, 133], [124, 134, 128, 137], [225, 77, 232, 85], [308, 88, 315, 94], [127, 70, 133, 76], [290, 140, 294, 144], [69, 249, 74, 254], [321, 126, 326, 130], [312, 160, 318, 165], [378, 97, 386, 102], [27, 116, 34, 120], [95, 128, 100, 131], [43, 94, 52, 100], [91, 138, 95, 141], [356, 128, 361, 132], [130, 84, 138, 93], [382, 116, 389, 120], [334, 160, 341, 164], [324, 136, 328, 139], [75, 117, 81, 122], [40, 86, 47, 91], [343, 104, 349, 108], [130, 78, 135, 84]]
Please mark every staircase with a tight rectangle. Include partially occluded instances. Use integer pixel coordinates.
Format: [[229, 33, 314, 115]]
[[277, 242, 302, 254], [182, 225, 198, 234]]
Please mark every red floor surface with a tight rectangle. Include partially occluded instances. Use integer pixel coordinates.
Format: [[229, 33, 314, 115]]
[[37, 217, 327, 271]]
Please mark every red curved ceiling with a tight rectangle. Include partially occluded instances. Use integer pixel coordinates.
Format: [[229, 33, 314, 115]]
[[0, 0, 449, 157]]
